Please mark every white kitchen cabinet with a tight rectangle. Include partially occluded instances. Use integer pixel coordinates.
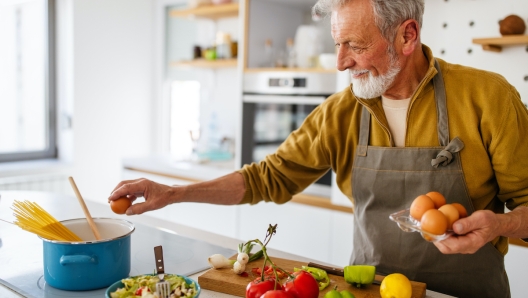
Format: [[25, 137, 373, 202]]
[[238, 201, 355, 266], [237, 201, 333, 263], [329, 211, 354, 266]]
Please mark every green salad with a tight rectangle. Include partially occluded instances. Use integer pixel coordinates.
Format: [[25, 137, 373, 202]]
[[110, 274, 199, 298]]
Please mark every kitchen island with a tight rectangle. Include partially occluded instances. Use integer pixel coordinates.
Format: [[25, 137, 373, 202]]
[[0, 191, 451, 298]]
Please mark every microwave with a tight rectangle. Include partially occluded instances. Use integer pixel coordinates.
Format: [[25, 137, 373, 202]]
[[241, 71, 338, 197]]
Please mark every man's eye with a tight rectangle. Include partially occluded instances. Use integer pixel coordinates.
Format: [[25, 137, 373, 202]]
[[349, 45, 364, 53]]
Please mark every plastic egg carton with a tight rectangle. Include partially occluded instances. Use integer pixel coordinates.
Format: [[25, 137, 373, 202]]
[[389, 209, 453, 242]]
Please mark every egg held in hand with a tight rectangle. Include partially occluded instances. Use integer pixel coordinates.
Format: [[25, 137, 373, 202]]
[[420, 209, 448, 236], [438, 204, 460, 230], [451, 202, 468, 218], [110, 197, 132, 214], [410, 195, 435, 221], [425, 191, 446, 209]]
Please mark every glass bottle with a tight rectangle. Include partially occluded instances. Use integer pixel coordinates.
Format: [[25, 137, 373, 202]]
[[216, 32, 232, 59], [223, 34, 232, 59], [262, 39, 274, 68], [286, 38, 296, 68]]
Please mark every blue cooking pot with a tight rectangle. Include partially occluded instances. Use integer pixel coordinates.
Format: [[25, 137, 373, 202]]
[[41, 218, 135, 291]]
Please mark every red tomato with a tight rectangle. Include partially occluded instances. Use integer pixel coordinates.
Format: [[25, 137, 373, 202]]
[[251, 266, 289, 280], [134, 286, 150, 296], [283, 270, 319, 298], [246, 278, 282, 298], [260, 290, 294, 298]]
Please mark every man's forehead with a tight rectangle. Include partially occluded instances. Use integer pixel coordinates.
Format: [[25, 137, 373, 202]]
[[330, 0, 374, 25], [330, 2, 375, 33]]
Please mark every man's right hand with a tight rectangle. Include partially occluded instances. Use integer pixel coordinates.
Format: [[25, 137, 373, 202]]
[[108, 178, 177, 215]]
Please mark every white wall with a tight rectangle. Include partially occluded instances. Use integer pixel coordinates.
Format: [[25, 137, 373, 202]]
[[421, 0, 528, 103], [62, 0, 155, 202]]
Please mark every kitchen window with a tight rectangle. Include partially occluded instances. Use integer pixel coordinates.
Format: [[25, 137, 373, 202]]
[[0, 0, 56, 162]]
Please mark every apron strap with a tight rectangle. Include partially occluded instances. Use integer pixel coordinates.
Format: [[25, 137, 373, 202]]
[[357, 107, 370, 156], [432, 59, 450, 147]]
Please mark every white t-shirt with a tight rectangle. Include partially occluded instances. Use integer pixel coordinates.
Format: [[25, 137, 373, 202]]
[[381, 96, 411, 147]]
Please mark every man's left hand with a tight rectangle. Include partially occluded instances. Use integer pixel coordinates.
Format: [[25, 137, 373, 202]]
[[434, 210, 501, 254]]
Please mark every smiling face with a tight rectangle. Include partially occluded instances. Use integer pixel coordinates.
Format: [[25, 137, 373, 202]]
[[331, 0, 401, 99]]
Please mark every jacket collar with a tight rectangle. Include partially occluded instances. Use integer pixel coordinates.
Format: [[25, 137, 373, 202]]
[[353, 44, 439, 114]]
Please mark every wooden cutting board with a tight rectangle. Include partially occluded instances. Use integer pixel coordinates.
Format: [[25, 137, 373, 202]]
[[198, 255, 426, 298]]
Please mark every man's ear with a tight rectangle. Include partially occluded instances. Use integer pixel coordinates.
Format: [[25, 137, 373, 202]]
[[398, 19, 420, 56]]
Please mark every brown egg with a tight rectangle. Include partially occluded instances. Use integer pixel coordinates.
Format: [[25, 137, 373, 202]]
[[451, 203, 468, 218], [426, 191, 446, 209], [110, 197, 131, 214], [420, 209, 448, 236], [410, 195, 435, 221], [438, 204, 460, 230]]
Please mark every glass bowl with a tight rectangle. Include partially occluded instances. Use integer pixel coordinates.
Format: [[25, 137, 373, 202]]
[[105, 273, 200, 298], [389, 209, 453, 242]]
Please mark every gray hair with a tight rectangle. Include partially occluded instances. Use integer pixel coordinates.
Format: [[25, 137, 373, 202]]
[[312, 0, 425, 43]]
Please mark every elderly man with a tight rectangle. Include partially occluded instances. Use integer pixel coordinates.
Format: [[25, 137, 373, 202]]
[[110, 0, 528, 296]]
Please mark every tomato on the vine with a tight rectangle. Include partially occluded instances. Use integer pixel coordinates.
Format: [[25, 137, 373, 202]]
[[260, 290, 295, 298], [283, 270, 319, 298], [246, 278, 282, 298]]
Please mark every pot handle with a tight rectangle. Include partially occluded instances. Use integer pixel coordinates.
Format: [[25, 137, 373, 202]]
[[60, 255, 98, 266]]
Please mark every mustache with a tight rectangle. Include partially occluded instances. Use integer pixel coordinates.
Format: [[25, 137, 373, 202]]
[[349, 69, 369, 76]]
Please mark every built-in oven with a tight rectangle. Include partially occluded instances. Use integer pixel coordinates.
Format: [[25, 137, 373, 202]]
[[241, 71, 338, 197]]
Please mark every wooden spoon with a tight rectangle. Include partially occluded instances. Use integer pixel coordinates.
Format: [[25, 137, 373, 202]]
[[68, 177, 102, 240]]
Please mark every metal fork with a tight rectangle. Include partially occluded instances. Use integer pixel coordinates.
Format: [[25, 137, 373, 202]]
[[154, 246, 170, 298]]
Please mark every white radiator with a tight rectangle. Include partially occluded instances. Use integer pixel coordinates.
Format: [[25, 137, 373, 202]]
[[0, 173, 71, 195]]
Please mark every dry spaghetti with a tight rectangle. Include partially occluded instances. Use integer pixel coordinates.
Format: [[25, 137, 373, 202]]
[[12, 200, 82, 242]]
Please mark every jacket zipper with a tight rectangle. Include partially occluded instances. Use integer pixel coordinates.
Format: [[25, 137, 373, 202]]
[[364, 105, 394, 147]]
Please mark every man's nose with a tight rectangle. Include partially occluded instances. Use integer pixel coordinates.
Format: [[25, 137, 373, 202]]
[[336, 48, 354, 71]]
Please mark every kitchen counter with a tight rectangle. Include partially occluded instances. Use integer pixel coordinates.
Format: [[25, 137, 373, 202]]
[[0, 191, 452, 298]]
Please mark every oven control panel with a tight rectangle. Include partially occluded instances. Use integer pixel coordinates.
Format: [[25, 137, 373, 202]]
[[243, 71, 337, 95], [269, 78, 306, 88]]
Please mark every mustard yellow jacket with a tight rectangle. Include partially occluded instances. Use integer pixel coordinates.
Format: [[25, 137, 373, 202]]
[[239, 45, 528, 254]]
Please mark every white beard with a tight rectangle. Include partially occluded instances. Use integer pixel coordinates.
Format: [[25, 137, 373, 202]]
[[350, 47, 401, 99]]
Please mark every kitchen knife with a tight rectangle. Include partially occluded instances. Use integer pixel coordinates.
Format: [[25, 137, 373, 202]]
[[307, 262, 383, 285]]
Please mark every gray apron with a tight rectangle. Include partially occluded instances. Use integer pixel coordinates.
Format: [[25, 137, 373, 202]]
[[351, 60, 510, 297]]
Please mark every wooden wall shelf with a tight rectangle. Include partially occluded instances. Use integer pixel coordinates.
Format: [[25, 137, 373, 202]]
[[169, 3, 239, 20], [472, 35, 528, 52], [171, 59, 238, 68]]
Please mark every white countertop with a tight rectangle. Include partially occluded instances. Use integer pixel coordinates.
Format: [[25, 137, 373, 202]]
[[122, 156, 237, 182], [0, 191, 452, 298]]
